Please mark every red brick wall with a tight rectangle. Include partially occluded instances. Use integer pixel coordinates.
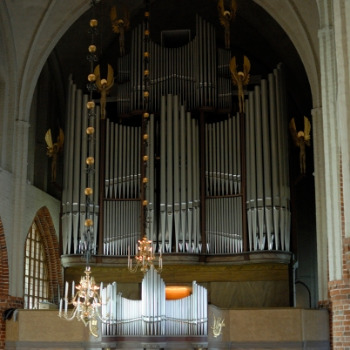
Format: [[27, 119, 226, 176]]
[[0, 218, 24, 349], [329, 159, 349, 349], [329, 237, 350, 349]]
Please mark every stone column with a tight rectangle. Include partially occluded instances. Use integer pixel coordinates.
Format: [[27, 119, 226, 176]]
[[333, 0, 350, 238], [10, 119, 30, 297], [316, 0, 342, 282], [311, 107, 328, 303]]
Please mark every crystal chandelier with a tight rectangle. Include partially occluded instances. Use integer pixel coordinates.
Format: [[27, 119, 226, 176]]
[[128, 236, 162, 273], [58, 266, 102, 337]]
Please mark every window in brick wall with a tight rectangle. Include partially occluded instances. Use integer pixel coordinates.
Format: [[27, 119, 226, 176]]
[[23, 222, 49, 309]]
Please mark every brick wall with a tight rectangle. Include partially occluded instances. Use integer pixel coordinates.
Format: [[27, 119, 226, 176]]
[[0, 218, 24, 349], [329, 159, 349, 349]]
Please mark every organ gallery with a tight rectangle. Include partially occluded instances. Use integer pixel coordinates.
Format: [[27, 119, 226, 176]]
[[0, 0, 329, 349]]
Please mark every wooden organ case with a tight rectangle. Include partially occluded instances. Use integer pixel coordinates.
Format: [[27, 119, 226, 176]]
[[61, 14, 292, 324]]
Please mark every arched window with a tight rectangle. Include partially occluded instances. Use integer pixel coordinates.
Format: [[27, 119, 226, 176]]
[[23, 222, 49, 309]]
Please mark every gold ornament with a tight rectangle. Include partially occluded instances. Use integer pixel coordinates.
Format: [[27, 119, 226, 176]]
[[90, 19, 98, 27], [88, 74, 96, 82], [84, 187, 93, 196], [87, 101, 95, 109], [86, 127, 95, 135], [86, 156, 95, 165], [85, 218, 93, 227], [88, 45, 97, 53]]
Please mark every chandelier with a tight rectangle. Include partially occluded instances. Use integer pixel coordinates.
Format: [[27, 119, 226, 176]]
[[128, 236, 162, 273], [58, 266, 103, 337]]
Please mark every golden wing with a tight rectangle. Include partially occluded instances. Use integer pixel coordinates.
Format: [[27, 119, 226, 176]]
[[93, 65, 101, 89], [229, 56, 239, 84], [289, 118, 299, 146], [45, 129, 53, 149], [110, 6, 120, 33], [304, 116, 311, 141], [105, 64, 114, 87], [94, 64, 114, 90], [242, 55, 251, 85], [123, 7, 130, 30], [230, 0, 237, 20], [57, 128, 64, 151], [217, 0, 227, 26]]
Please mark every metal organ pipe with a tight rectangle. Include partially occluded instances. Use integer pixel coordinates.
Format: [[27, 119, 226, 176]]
[[93, 106, 100, 254], [62, 80, 101, 256], [245, 66, 291, 252], [61, 13, 293, 260], [101, 267, 207, 336], [173, 96, 180, 252], [62, 79, 76, 255], [261, 79, 273, 250], [166, 94, 174, 252]]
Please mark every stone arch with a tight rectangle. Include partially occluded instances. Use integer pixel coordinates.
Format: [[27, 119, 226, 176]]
[[254, 0, 321, 108]]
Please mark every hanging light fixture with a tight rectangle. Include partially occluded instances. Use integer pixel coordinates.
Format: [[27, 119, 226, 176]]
[[128, 236, 162, 273], [128, 0, 162, 274], [58, 266, 103, 337], [58, 0, 104, 337]]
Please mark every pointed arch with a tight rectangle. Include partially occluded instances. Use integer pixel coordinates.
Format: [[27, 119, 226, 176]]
[[31, 206, 62, 304]]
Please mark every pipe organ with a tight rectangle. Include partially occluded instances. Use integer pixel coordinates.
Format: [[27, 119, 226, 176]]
[[61, 77, 100, 255], [61, 14, 291, 257], [205, 113, 243, 254], [101, 267, 208, 336], [245, 66, 290, 251], [103, 118, 141, 256]]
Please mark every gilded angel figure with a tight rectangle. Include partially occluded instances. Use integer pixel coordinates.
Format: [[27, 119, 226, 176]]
[[217, 0, 237, 49], [45, 128, 64, 183], [93, 64, 114, 119], [229, 55, 250, 113], [110, 5, 130, 56], [289, 116, 311, 174]]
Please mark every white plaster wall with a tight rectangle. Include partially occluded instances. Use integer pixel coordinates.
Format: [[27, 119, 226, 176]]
[[0, 0, 89, 297]]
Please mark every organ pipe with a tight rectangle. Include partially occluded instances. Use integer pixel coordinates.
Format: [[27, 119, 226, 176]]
[[101, 267, 208, 336], [62, 13, 291, 258]]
